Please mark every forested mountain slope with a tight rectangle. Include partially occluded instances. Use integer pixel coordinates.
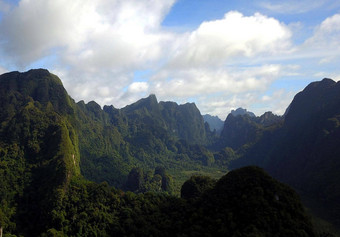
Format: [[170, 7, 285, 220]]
[[230, 78, 340, 229], [0, 69, 80, 235], [0, 69, 221, 193]]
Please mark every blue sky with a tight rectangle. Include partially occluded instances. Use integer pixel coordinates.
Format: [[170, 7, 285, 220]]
[[0, 0, 340, 118]]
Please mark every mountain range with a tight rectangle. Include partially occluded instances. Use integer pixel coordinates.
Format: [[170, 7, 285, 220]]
[[0, 69, 339, 236]]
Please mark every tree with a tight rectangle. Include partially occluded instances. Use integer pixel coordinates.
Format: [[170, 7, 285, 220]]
[[126, 168, 144, 192], [181, 175, 216, 199]]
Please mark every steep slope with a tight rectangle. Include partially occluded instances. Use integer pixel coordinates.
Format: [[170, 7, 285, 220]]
[[231, 78, 340, 228], [218, 111, 282, 150], [119, 95, 208, 145], [0, 69, 80, 236]]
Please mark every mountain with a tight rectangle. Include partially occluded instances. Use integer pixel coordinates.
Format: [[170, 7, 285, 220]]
[[0, 69, 219, 235], [75, 96, 217, 189], [231, 107, 256, 117], [0, 69, 80, 235], [0, 69, 336, 236], [230, 78, 340, 229], [203, 114, 224, 133], [120, 95, 209, 145], [0, 69, 219, 191], [217, 111, 282, 150]]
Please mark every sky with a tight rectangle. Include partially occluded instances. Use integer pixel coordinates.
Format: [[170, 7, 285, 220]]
[[0, 0, 340, 119]]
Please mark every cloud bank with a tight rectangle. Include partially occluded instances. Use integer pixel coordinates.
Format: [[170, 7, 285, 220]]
[[0, 0, 339, 118]]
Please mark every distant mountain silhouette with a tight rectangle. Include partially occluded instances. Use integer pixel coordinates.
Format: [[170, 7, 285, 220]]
[[203, 114, 224, 134]]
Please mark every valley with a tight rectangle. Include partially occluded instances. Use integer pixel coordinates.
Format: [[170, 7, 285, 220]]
[[0, 69, 339, 236]]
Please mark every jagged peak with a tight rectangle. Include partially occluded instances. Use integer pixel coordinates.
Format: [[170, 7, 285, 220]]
[[122, 94, 159, 114], [230, 107, 256, 117], [147, 93, 158, 102]]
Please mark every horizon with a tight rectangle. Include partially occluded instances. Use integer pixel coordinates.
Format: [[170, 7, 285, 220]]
[[0, 0, 340, 118]]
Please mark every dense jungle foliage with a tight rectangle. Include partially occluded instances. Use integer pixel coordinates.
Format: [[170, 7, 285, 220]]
[[0, 69, 339, 236]]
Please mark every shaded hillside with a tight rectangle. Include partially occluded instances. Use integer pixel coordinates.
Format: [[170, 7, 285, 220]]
[[217, 111, 282, 150], [182, 166, 317, 237], [27, 167, 316, 236], [231, 78, 340, 229]]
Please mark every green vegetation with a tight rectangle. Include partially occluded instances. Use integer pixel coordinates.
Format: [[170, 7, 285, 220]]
[[14, 167, 318, 236], [0, 69, 339, 236]]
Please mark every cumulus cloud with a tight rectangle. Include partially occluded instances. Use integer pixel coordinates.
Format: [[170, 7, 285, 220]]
[[151, 64, 282, 98], [146, 11, 294, 116], [0, 0, 175, 66], [0, 0, 176, 105], [305, 14, 340, 49], [167, 11, 292, 68]]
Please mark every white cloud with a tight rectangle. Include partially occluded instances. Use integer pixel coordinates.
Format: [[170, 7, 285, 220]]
[[306, 14, 340, 47], [0, 1, 324, 118], [145, 11, 294, 116], [128, 81, 149, 93], [0, 0, 177, 107], [151, 64, 282, 98], [298, 13, 340, 62], [167, 11, 292, 68], [0, 0, 175, 66]]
